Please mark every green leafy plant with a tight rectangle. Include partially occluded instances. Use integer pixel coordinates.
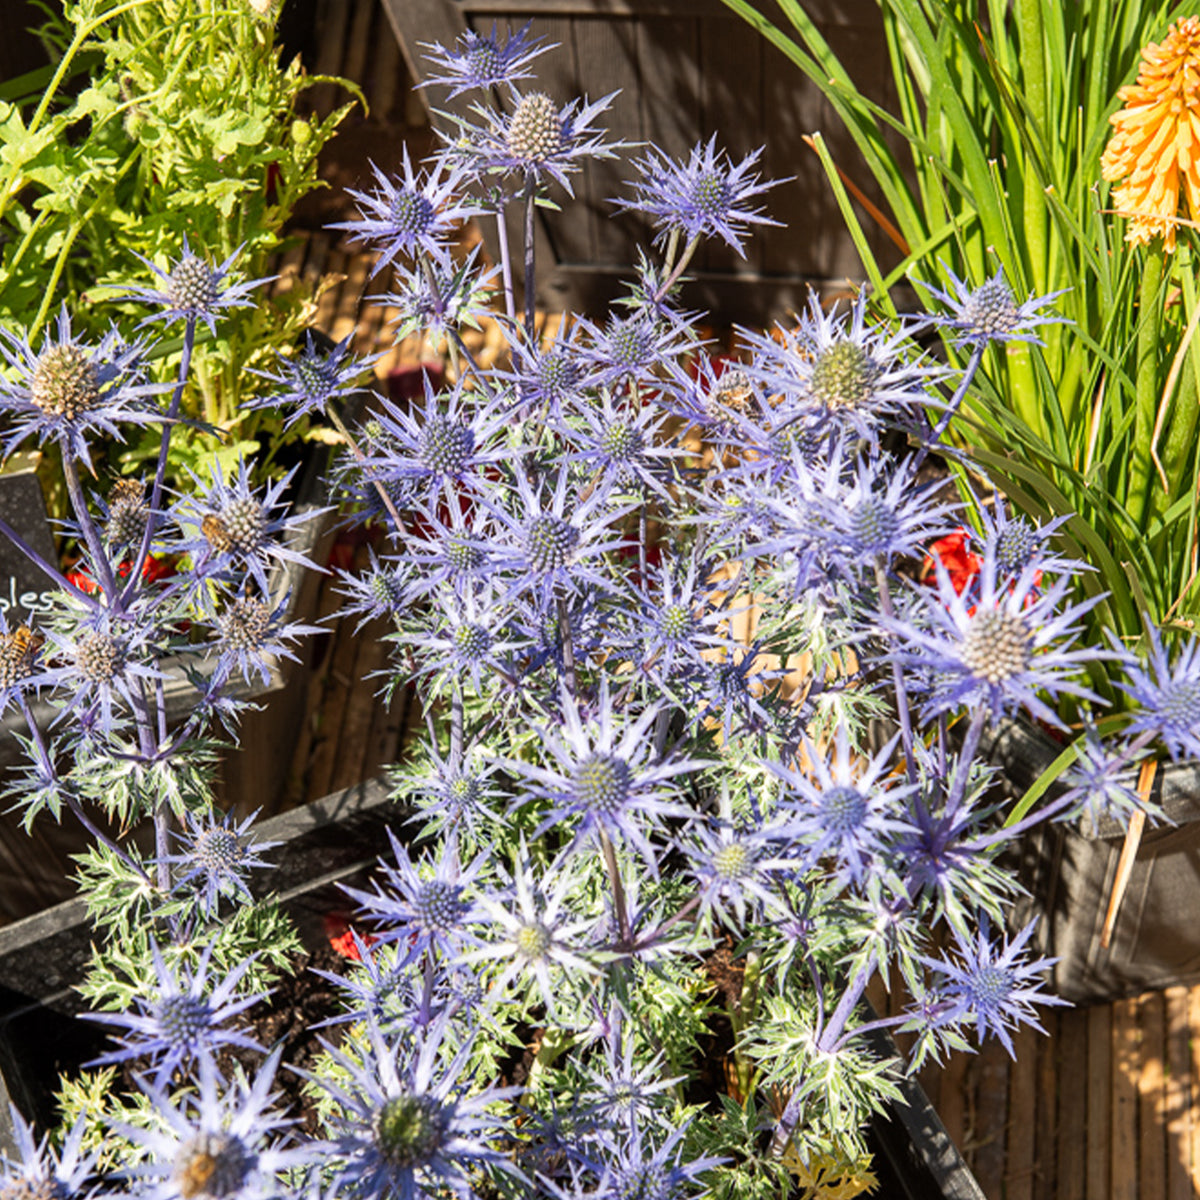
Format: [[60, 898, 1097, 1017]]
[[720, 0, 1200, 709], [0, 0, 361, 486]]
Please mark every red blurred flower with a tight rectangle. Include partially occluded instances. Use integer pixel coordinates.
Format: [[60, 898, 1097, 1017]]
[[66, 554, 176, 596], [920, 529, 980, 596]]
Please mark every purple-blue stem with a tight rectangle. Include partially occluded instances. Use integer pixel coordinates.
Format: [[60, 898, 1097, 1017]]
[[63, 460, 119, 602], [873, 557, 917, 785], [123, 316, 195, 610], [495, 204, 517, 327], [653, 233, 701, 305], [556, 595, 579, 699], [910, 342, 986, 476], [945, 706, 988, 819], [418, 251, 495, 400], [523, 176, 536, 340], [449, 682, 464, 773]]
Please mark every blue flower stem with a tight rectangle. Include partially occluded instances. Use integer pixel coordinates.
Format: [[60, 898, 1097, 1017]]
[[662, 227, 681, 277], [418, 251, 494, 398], [450, 681, 464, 772], [63, 459, 119, 602], [124, 315, 196, 610], [946, 706, 988, 818], [638, 488, 648, 585], [325, 404, 408, 536], [495, 204, 517, 327], [523, 175, 537, 341], [815, 954, 875, 1054], [0, 514, 99, 611], [556, 596, 579, 699], [599, 828, 631, 948], [653, 234, 701, 305], [872, 557, 916, 785], [910, 342, 986, 475]]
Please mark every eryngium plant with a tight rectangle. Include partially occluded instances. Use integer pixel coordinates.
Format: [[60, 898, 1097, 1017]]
[[7, 22, 1200, 1200]]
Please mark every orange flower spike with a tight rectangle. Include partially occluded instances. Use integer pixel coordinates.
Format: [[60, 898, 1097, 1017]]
[[1102, 16, 1200, 251]]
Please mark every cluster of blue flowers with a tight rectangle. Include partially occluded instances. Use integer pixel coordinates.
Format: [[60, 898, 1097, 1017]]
[[4, 19, 1200, 1200]]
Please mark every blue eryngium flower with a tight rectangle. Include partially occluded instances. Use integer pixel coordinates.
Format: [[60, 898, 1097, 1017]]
[[117, 1047, 310, 1200], [164, 807, 280, 917], [123, 236, 266, 334], [445, 89, 621, 194], [246, 330, 374, 429], [507, 679, 699, 864], [418, 21, 550, 97], [330, 148, 475, 273], [314, 1013, 521, 1200], [88, 943, 265, 1087], [771, 730, 916, 887], [889, 547, 1105, 728], [613, 136, 784, 257], [922, 920, 1066, 1057], [0, 1106, 96, 1200], [917, 265, 1069, 348], [0, 309, 161, 467], [1117, 625, 1200, 762]]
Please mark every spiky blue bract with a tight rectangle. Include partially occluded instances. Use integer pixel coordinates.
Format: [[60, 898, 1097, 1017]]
[[0, 1106, 95, 1200], [116, 1047, 310, 1200], [170, 458, 320, 599], [507, 678, 700, 865], [418, 21, 550, 97], [740, 292, 942, 442], [917, 266, 1069, 348], [122, 236, 267, 335], [887, 548, 1106, 729], [88, 943, 265, 1088], [1117, 625, 1200, 762], [462, 849, 598, 1018], [313, 1014, 521, 1200], [246, 330, 375, 429], [613, 136, 784, 257], [163, 808, 280, 917], [342, 828, 485, 962], [770, 729, 916, 887], [922, 920, 1066, 1057], [444, 89, 622, 195], [0, 308, 162, 468], [329, 148, 476, 273]]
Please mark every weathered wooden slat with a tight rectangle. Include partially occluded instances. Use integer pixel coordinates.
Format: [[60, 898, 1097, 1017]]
[[1005, 1025, 1038, 1200], [1056, 1006, 1087, 1200], [1139, 990, 1168, 1200], [971, 1037, 1009, 1198], [457, 0, 875, 20], [1086, 1002, 1112, 1200], [1164, 985, 1192, 1200], [938, 1048, 969, 1155], [1111, 996, 1139, 1200], [1032, 1008, 1057, 1200], [1188, 985, 1200, 1195]]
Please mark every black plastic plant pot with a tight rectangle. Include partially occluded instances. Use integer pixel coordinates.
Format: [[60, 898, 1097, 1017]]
[[985, 719, 1200, 1004], [0, 776, 398, 1157]]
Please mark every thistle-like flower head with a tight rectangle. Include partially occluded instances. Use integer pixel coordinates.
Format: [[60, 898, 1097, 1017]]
[[419, 21, 550, 98], [613, 136, 784, 257], [330, 149, 475, 273], [163, 808, 280, 917], [1117, 625, 1200, 762], [89, 943, 265, 1087], [247, 330, 374, 429], [918, 266, 1068, 348], [0, 1108, 95, 1200], [123, 237, 266, 334]]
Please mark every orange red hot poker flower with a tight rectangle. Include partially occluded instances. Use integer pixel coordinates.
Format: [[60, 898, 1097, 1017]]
[[1101, 16, 1200, 251]]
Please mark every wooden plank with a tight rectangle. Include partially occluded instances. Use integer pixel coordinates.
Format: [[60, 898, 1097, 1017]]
[[1086, 1002, 1112, 1200], [457, 0, 872, 17], [1189, 985, 1200, 1196], [1164, 986, 1192, 1200], [1139, 991, 1167, 1200], [1004, 1024, 1038, 1200], [971, 1036, 1009, 1199], [1032, 1008, 1057, 1200], [1111, 995, 1139, 1200], [1057, 1006, 1087, 1200], [938, 1048, 969, 1155]]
